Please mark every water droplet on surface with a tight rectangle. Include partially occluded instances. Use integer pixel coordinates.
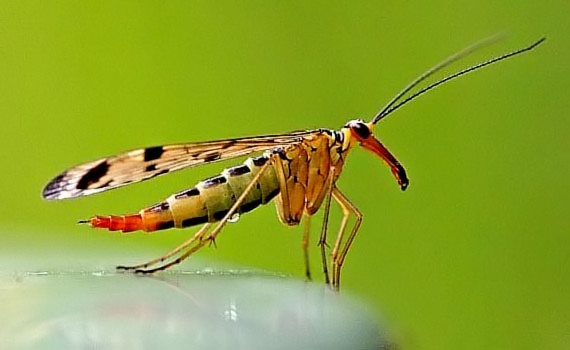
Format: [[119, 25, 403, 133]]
[[228, 213, 240, 223]]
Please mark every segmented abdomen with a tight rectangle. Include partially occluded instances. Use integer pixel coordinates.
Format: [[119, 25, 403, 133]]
[[92, 154, 280, 233]]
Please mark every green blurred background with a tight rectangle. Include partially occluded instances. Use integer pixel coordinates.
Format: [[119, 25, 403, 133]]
[[1, 1, 568, 349]]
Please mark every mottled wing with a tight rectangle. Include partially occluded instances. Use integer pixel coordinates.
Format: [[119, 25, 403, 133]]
[[43, 130, 316, 200]]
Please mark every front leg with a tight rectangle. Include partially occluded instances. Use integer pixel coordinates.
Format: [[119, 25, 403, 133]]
[[330, 186, 363, 290]]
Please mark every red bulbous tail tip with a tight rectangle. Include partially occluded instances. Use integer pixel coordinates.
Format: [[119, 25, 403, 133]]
[[79, 214, 143, 233]]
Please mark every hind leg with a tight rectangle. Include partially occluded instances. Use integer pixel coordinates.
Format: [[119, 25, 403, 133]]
[[116, 223, 212, 272], [134, 160, 274, 274]]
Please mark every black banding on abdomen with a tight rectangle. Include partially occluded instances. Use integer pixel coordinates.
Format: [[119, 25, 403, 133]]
[[147, 201, 170, 212], [213, 209, 230, 221], [174, 187, 200, 200], [240, 198, 263, 213], [155, 220, 175, 230], [263, 187, 280, 204], [252, 155, 269, 166], [181, 215, 209, 227], [226, 164, 251, 176], [202, 175, 228, 188]]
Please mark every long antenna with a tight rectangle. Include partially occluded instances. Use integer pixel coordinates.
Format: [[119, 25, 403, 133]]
[[373, 34, 504, 122], [371, 37, 545, 124]]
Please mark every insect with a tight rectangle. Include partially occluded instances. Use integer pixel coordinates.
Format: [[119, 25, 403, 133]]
[[43, 37, 544, 289]]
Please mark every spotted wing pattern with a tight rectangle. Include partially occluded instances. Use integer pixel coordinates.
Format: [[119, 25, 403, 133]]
[[43, 130, 317, 200]]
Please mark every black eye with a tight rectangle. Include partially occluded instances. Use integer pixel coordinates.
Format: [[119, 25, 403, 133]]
[[351, 121, 370, 139]]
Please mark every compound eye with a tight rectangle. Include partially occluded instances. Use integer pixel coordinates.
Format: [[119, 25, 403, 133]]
[[350, 121, 371, 139]]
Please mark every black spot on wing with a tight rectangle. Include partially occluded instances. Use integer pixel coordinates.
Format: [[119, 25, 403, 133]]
[[100, 180, 113, 188], [77, 161, 110, 190], [150, 169, 169, 178], [221, 140, 236, 149], [145, 164, 157, 172], [42, 172, 67, 199], [143, 146, 164, 162], [203, 152, 221, 162]]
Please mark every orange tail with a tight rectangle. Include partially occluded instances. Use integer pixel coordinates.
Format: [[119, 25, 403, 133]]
[[81, 214, 144, 233], [81, 200, 176, 233]]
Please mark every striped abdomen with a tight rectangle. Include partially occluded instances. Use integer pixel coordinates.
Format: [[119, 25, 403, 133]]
[[88, 154, 280, 232]]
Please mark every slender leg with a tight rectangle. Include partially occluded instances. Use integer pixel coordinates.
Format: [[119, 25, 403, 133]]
[[317, 171, 335, 285], [302, 214, 312, 281], [330, 195, 350, 288], [134, 159, 273, 274], [116, 223, 212, 271], [135, 235, 211, 274], [330, 187, 362, 290]]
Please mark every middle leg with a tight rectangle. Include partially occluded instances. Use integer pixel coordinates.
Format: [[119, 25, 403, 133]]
[[330, 186, 362, 289], [302, 214, 312, 281]]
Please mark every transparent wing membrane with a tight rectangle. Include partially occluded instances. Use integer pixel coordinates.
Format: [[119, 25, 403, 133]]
[[43, 130, 316, 200]]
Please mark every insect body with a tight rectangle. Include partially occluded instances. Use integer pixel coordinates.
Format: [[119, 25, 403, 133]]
[[43, 37, 544, 289]]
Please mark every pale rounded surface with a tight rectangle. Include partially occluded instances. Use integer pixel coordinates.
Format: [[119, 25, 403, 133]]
[[1, 263, 394, 350]]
